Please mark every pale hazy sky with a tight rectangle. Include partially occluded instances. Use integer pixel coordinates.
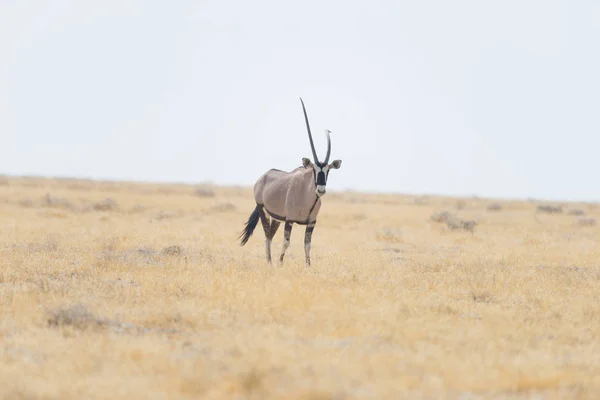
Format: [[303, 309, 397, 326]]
[[1, 1, 599, 201]]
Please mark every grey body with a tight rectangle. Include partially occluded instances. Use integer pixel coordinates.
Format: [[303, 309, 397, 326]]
[[254, 167, 321, 225], [239, 98, 342, 266]]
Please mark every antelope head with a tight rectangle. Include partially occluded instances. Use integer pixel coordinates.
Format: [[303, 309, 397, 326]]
[[300, 98, 342, 197]]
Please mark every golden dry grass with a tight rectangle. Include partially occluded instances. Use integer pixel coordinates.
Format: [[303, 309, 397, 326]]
[[1, 176, 599, 399]]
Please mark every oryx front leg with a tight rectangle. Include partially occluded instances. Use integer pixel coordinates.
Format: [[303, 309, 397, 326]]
[[279, 222, 293, 264], [304, 223, 315, 267]]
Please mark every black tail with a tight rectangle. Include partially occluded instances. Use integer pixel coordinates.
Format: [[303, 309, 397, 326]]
[[239, 205, 261, 246]]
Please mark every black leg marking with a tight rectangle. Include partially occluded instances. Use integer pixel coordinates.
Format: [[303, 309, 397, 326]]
[[259, 208, 270, 236], [304, 224, 315, 266], [269, 220, 281, 239], [266, 220, 280, 264], [258, 208, 273, 263], [279, 222, 293, 263]]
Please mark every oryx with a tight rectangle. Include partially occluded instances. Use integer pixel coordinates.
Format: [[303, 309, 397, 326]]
[[239, 98, 342, 266]]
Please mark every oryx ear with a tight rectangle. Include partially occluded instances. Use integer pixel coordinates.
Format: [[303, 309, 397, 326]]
[[330, 159, 342, 169], [302, 158, 313, 168]]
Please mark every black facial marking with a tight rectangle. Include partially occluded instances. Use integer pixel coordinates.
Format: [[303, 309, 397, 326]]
[[314, 162, 328, 186], [316, 171, 326, 186]]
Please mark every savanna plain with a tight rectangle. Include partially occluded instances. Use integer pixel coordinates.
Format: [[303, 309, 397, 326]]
[[1, 176, 599, 399]]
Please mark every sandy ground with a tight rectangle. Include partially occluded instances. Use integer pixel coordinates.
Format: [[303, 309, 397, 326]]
[[1, 176, 599, 399]]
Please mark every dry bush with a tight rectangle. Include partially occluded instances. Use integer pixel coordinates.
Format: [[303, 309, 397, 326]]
[[537, 204, 563, 214], [568, 208, 586, 216], [431, 210, 453, 223], [161, 245, 183, 256], [47, 304, 107, 330], [487, 203, 502, 211], [446, 218, 477, 233], [431, 211, 477, 232], [93, 198, 118, 211], [46, 304, 168, 335], [455, 200, 466, 210], [470, 290, 494, 303], [156, 211, 180, 220], [375, 228, 403, 244], [413, 196, 429, 205], [27, 235, 60, 253], [577, 216, 597, 226], [42, 193, 74, 209], [194, 186, 216, 197]]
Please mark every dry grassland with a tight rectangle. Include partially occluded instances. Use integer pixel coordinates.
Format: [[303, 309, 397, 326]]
[[1, 176, 599, 399]]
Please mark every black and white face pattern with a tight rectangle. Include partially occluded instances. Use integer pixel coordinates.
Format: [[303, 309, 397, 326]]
[[302, 158, 342, 197]]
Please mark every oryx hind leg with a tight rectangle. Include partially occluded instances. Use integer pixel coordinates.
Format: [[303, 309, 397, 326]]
[[279, 222, 293, 263], [267, 220, 281, 264], [304, 223, 315, 267], [259, 208, 280, 263], [258, 208, 272, 263]]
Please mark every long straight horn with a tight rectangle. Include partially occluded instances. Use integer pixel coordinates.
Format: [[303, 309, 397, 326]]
[[324, 129, 331, 164], [300, 97, 319, 163]]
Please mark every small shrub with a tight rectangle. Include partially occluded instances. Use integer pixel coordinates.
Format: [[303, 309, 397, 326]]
[[537, 204, 563, 214], [432, 211, 476, 232], [376, 229, 403, 243], [162, 245, 183, 256], [47, 304, 106, 330], [447, 218, 477, 233], [27, 236, 59, 252], [455, 200, 466, 210], [194, 186, 216, 197], [93, 198, 118, 211], [487, 203, 502, 211], [102, 237, 121, 251], [431, 211, 453, 223], [567, 209, 585, 216], [156, 211, 179, 220], [471, 290, 494, 303], [46, 304, 146, 335], [136, 247, 156, 256], [43, 193, 73, 209], [577, 216, 596, 226], [413, 196, 429, 205]]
